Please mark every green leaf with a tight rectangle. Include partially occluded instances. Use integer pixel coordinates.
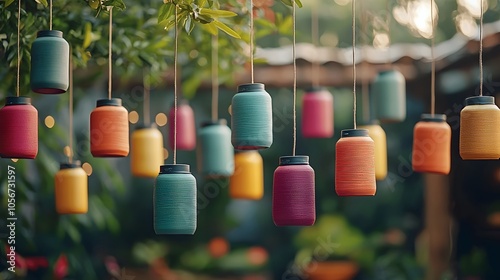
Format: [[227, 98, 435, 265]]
[[280, 0, 293, 6], [198, 8, 237, 18], [185, 16, 194, 34], [200, 22, 218, 35], [82, 22, 92, 49], [103, 0, 126, 11], [213, 20, 240, 39], [158, 4, 174, 24], [5, 0, 15, 8], [35, 0, 48, 7], [295, 0, 303, 8], [196, 14, 214, 24]]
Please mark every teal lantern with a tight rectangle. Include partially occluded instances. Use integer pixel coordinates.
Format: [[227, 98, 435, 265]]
[[231, 83, 273, 150], [198, 120, 234, 177], [370, 70, 406, 123], [30, 30, 69, 94]]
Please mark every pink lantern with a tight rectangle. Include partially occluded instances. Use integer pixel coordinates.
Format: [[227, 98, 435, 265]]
[[169, 100, 196, 151], [301, 87, 334, 138]]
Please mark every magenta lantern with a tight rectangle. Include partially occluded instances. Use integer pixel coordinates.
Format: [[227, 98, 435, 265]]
[[169, 100, 196, 151], [301, 87, 334, 138]]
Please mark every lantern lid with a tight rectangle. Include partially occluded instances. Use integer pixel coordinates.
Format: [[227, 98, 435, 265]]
[[60, 161, 81, 169], [465, 96, 495, 106], [358, 119, 380, 126], [420, 113, 446, 122], [279, 155, 309, 166], [135, 122, 157, 130], [237, 83, 265, 93], [159, 164, 191, 174], [36, 30, 63, 38], [341, 129, 369, 137], [304, 86, 326, 93], [201, 119, 227, 127], [96, 98, 122, 107], [5, 96, 31, 105]]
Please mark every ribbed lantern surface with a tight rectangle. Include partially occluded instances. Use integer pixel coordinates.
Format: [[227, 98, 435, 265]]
[[90, 98, 129, 157]]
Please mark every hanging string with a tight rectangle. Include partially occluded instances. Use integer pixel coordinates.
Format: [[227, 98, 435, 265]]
[[479, 0, 484, 96], [108, 7, 113, 100], [361, 1, 369, 122], [143, 68, 151, 126], [385, 0, 391, 67], [311, 0, 320, 87], [352, 0, 357, 129], [49, 0, 52, 30], [250, 0, 255, 83], [68, 51, 73, 163], [430, 0, 436, 115], [292, 2, 297, 156], [173, 5, 179, 165], [211, 34, 219, 121], [16, 0, 21, 97]]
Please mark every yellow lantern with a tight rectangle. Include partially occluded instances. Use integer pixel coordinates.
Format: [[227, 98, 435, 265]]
[[230, 151, 264, 200], [359, 122, 387, 181], [131, 125, 164, 177], [55, 162, 88, 214]]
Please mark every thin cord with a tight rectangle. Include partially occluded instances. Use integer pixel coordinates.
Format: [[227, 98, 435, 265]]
[[108, 7, 113, 100], [144, 68, 151, 125], [352, 0, 357, 129], [250, 0, 254, 83], [385, 0, 391, 67], [479, 0, 483, 96], [361, 1, 369, 122], [16, 0, 21, 97], [292, 2, 297, 156], [211, 34, 219, 121], [173, 5, 179, 165], [430, 0, 435, 115], [69, 52, 73, 163], [311, 0, 320, 87], [49, 0, 52, 30]]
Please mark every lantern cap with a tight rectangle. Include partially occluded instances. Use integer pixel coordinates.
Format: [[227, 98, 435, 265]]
[[159, 164, 191, 174], [5, 96, 31, 105], [279, 155, 309, 165], [304, 86, 327, 93], [36, 30, 63, 38], [59, 161, 81, 169], [96, 98, 122, 107], [201, 119, 227, 127], [465, 96, 495, 106], [237, 83, 265, 93], [341, 129, 369, 138], [420, 113, 446, 122], [358, 119, 380, 126], [134, 122, 158, 130], [234, 150, 258, 154]]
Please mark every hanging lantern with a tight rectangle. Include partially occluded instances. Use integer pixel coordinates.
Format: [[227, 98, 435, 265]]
[[168, 100, 196, 151], [231, 83, 273, 150], [230, 151, 264, 200], [359, 121, 387, 181], [0, 97, 38, 159], [30, 30, 69, 94], [55, 162, 88, 214], [371, 70, 406, 123], [272, 156, 315, 226], [412, 114, 451, 174], [131, 124, 164, 178], [90, 98, 129, 157], [154, 164, 197, 235], [198, 120, 234, 177], [335, 129, 376, 196], [301, 87, 334, 138], [460, 96, 500, 160]]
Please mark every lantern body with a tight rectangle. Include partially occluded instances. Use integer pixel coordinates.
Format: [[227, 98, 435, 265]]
[[131, 125, 164, 177], [272, 156, 315, 226], [0, 97, 38, 159], [30, 30, 69, 94], [460, 96, 500, 160], [371, 70, 406, 122], [412, 114, 451, 174], [231, 83, 273, 150], [230, 151, 264, 200], [55, 163, 88, 214], [90, 98, 129, 157], [302, 87, 334, 138], [359, 123, 387, 180], [169, 101, 196, 151], [198, 120, 234, 177], [154, 164, 197, 235], [335, 129, 376, 196]]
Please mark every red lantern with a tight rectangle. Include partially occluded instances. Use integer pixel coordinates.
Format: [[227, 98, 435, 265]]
[[301, 87, 334, 138], [90, 98, 129, 157], [0, 97, 38, 159], [169, 100, 196, 151]]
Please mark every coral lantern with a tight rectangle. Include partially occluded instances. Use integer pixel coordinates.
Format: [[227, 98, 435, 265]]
[[301, 87, 334, 138], [90, 98, 129, 157], [359, 121, 387, 181], [335, 129, 376, 196], [230, 151, 264, 200], [412, 114, 451, 174], [371, 70, 406, 123], [55, 162, 88, 214], [460, 96, 500, 160], [131, 124, 164, 178], [169, 100, 196, 151], [0, 97, 38, 159]]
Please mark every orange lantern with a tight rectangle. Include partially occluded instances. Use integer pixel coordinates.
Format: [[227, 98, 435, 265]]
[[412, 114, 451, 174], [90, 98, 129, 157], [55, 162, 88, 214], [230, 151, 264, 200]]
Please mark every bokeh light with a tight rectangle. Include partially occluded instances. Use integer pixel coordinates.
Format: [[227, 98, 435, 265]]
[[44, 116, 55, 128], [82, 162, 93, 176], [129, 111, 139, 124], [155, 113, 168, 126]]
